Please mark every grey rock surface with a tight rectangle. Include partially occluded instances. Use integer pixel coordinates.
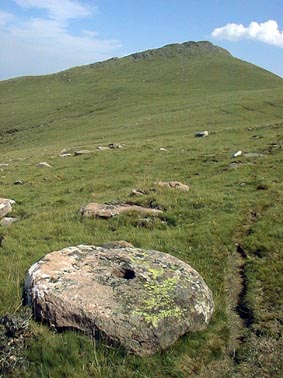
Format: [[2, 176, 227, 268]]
[[80, 202, 163, 219], [0, 198, 15, 219], [108, 143, 125, 149], [156, 181, 190, 192], [0, 217, 18, 226], [25, 245, 214, 356], [74, 150, 93, 156], [195, 131, 208, 137], [36, 162, 52, 168]]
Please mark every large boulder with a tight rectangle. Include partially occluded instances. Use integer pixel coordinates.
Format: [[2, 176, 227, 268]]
[[25, 245, 214, 356], [80, 202, 163, 219], [0, 199, 15, 219]]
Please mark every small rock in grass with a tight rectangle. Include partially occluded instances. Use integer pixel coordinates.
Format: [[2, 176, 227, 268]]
[[108, 143, 125, 149], [156, 181, 189, 192], [131, 189, 146, 196], [80, 202, 163, 219], [257, 184, 268, 190], [74, 150, 93, 156], [96, 146, 109, 151], [244, 152, 264, 158], [195, 131, 208, 138], [100, 240, 134, 249], [36, 162, 52, 168], [0, 199, 15, 218], [0, 217, 18, 226], [232, 150, 242, 158]]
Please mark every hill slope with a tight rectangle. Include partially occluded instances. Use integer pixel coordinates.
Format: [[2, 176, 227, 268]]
[[0, 40, 282, 152], [0, 42, 282, 377]]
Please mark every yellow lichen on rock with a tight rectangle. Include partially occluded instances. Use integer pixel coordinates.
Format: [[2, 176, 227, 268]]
[[134, 276, 184, 328]]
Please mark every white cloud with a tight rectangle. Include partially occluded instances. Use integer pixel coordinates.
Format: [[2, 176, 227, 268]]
[[0, 11, 15, 27], [0, 1, 122, 79], [212, 20, 283, 48], [14, 0, 93, 21]]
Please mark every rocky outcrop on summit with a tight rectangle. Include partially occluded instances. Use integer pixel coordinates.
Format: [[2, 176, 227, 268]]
[[80, 202, 163, 219], [127, 41, 231, 61], [25, 245, 214, 356], [90, 41, 231, 70]]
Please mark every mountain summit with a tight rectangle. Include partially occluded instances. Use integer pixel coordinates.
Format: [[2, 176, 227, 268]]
[[125, 41, 231, 61], [0, 38, 282, 151], [90, 41, 231, 68]]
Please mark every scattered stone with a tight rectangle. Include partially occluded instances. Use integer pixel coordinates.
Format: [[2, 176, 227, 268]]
[[0, 309, 32, 376], [80, 202, 163, 219], [0, 202, 11, 218], [0, 199, 15, 218], [159, 147, 168, 151], [232, 150, 242, 158], [14, 180, 23, 185], [100, 240, 135, 249], [156, 181, 190, 192], [195, 131, 209, 138], [0, 313, 30, 338], [131, 189, 146, 196], [74, 150, 93, 156], [0, 163, 9, 167], [59, 153, 72, 157], [268, 143, 279, 148], [36, 162, 52, 168], [0, 217, 18, 227], [136, 218, 154, 229], [131, 188, 156, 197], [60, 149, 69, 154], [108, 143, 125, 149], [25, 245, 214, 356], [244, 152, 264, 158], [96, 146, 109, 151], [229, 161, 255, 170]]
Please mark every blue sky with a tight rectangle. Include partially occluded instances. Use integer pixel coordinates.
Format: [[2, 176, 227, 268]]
[[0, 0, 282, 80]]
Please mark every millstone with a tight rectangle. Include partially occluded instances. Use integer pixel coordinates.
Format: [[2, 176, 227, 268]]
[[25, 245, 214, 356]]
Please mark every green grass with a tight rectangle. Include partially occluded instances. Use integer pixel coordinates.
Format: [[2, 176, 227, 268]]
[[0, 42, 283, 377]]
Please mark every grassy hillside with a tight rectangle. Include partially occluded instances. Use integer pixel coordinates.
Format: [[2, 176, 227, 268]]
[[0, 41, 282, 377]]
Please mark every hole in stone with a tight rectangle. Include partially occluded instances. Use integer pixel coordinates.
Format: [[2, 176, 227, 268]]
[[113, 267, 136, 280], [123, 268, 136, 280]]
